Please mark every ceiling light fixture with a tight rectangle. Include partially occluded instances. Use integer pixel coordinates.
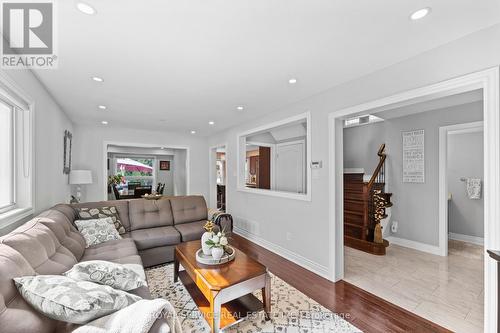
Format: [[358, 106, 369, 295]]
[[190, 130, 196, 134], [410, 7, 431, 21], [236, 106, 244, 111], [91, 76, 103, 82], [288, 78, 297, 84], [208, 121, 215, 125], [101, 121, 108, 125], [98, 105, 106, 110], [77, 2, 96, 15]]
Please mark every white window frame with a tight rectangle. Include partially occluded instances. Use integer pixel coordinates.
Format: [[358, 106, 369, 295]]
[[0, 101, 15, 212], [0, 73, 34, 228], [236, 112, 312, 201]]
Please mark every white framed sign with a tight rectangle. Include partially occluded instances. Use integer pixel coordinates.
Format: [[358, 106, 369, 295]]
[[402, 129, 424, 183]]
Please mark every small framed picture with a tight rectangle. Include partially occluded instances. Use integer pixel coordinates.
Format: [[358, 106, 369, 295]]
[[159, 160, 170, 171]]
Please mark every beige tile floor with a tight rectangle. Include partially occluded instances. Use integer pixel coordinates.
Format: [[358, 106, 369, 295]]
[[344, 239, 484, 333]]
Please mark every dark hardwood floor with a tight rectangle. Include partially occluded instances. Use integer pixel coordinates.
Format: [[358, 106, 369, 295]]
[[230, 233, 451, 333]]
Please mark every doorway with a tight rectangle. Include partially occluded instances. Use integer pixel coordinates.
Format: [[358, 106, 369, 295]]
[[104, 143, 189, 200], [209, 144, 227, 211], [329, 68, 500, 332], [440, 121, 484, 255]]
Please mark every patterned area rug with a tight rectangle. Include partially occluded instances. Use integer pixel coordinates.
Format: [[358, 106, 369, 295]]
[[146, 264, 361, 332]]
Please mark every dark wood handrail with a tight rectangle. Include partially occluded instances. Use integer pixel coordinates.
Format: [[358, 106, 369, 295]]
[[367, 144, 386, 189]]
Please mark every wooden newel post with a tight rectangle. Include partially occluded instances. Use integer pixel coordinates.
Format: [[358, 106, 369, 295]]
[[487, 250, 500, 333]]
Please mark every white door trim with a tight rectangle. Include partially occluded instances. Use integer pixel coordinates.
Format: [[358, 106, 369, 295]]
[[208, 143, 228, 209], [102, 141, 190, 200], [439, 121, 484, 256], [328, 67, 499, 332]]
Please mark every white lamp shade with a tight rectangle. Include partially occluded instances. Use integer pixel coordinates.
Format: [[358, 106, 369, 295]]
[[69, 170, 93, 185]]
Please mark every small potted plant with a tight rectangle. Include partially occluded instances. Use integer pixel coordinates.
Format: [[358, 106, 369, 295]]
[[205, 228, 228, 260]]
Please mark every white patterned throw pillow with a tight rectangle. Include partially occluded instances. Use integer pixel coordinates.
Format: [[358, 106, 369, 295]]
[[14, 275, 141, 324], [64, 261, 147, 291], [74, 217, 122, 248]]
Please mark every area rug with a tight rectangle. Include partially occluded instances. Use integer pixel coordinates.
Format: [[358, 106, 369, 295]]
[[146, 264, 361, 333]]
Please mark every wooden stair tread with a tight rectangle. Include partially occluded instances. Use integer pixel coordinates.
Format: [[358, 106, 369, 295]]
[[345, 223, 365, 229], [344, 209, 364, 216]]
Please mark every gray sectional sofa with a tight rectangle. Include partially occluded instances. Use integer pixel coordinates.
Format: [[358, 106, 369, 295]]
[[0, 195, 230, 333]]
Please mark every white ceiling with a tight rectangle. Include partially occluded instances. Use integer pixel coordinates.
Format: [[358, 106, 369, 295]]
[[33, 0, 500, 136]]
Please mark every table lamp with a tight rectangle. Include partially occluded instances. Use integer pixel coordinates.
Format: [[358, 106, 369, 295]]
[[69, 170, 93, 203]]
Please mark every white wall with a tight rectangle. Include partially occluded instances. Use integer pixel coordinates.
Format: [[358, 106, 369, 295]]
[[448, 131, 484, 238], [0, 70, 74, 235], [208, 24, 500, 277], [72, 125, 208, 202], [344, 102, 483, 246]]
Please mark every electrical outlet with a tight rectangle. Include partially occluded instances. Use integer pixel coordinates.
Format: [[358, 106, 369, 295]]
[[391, 221, 398, 233], [286, 232, 293, 241]]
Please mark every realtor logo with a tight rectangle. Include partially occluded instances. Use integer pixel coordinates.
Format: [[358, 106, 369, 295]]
[[1, 1, 57, 68]]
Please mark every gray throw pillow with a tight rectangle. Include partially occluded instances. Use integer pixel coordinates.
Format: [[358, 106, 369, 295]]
[[74, 217, 122, 248], [14, 275, 141, 324], [76, 206, 126, 234], [63, 260, 147, 291]]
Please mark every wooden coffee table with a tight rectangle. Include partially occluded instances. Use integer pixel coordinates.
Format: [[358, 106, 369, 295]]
[[174, 240, 271, 332]]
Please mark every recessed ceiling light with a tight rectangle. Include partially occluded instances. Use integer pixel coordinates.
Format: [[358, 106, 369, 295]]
[[410, 7, 431, 21], [236, 106, 244, 111], [190, 130, 196, 134], [288, 78, 297, 84], [208, 121, 215, 125], [77, 2, 96, 15], [91, 76, 103, 82], [98, 105, 106, 110], [101, 120, 108, 125]]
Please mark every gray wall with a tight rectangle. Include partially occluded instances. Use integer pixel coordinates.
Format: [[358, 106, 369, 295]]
[[343, 102, 483, 246], [0, 69, 74, 235], [207, 24, 500, 274], [448, 131, 484, 238], [72, 125, 207, 201]]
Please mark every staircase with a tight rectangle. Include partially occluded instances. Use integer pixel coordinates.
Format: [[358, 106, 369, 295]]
[[344, 144, 392, 255]]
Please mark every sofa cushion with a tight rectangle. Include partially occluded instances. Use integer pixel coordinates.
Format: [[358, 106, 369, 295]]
[[81, 238, 138, 262], [170, 196, 208, 225], [63, 260, 147, 291], [1, 221, 79, 275], [174, 220, 206, 242], [14, 275, 141, 324], [75, 217, 122, 248], [0, 244, 59, 333], [131, 226, 181, 250], [129, 199, 174, 230], [75, 206, 126, 234], [36, 209, 87, 261], [72, 200, 132, 232]]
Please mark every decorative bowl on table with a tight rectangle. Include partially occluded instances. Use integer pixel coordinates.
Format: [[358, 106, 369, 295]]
[[142, 194, 163, 200], [196, 246, 235, 265]]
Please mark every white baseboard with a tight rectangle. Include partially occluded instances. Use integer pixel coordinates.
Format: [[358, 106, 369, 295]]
[[449, 232, 484, 246], [386, 236, 443, 256], [233, 226, 331, 280]]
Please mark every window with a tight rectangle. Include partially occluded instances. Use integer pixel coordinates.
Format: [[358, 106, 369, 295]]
[[0, 78, 33, 226], [0, 101, 14, 211], [237, 112, 311, 201], [344, 114, 383, 128], [109, 156, 156, 194]]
